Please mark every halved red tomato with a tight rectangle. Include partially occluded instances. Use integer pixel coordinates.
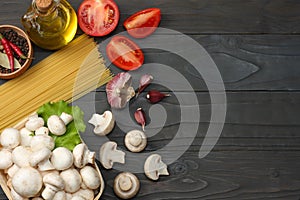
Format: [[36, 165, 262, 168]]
[[77, 0, 119, 36], [106, 35, 144, 71], [123, 8, 161, 38]]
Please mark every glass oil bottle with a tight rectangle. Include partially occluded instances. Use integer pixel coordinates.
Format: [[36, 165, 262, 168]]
[[21, 0, 77, 50]]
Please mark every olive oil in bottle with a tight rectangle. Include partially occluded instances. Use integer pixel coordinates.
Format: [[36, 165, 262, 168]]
[[22, 0, 77, 50]]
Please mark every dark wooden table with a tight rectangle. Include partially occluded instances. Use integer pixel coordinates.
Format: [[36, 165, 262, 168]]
[[1, 0, 300, 199]]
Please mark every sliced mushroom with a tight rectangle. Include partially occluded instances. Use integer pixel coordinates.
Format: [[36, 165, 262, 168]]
[[35, 126, 49, 136], [0, 128, 20, 149], [25, 114, 45, 132], [20, 128, 33, 147], [99, 141, 125, 169], [30, 147, 54, 171], [73, 143, 95, 168], [11, 167, 43, 198], [88, 111, 115, 136], [80, 166, 101, 190], [42, 171, 65, 200], [113, 172, 140, 199], [30, 135, 55, 152], [144, 154, 169, 181], [60, 168, 82, 193], [12, 146, 31, 168], [0, 149, 13, 170], [124, 130, 147, 152], [51, 147, 74, 170], [47, 113, 73, 136]]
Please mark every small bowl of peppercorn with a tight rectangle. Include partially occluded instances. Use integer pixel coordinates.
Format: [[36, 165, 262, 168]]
[[0, 25, 33, 79]]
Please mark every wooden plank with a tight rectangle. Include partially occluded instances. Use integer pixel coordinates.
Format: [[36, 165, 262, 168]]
[[98, 151, 300, 200], [1, 0, 300, 34]]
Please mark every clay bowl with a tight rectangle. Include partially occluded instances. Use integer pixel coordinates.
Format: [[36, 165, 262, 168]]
[[0, 25, 33, 79]]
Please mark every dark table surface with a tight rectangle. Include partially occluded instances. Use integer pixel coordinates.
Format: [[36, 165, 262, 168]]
[[1, 0, 300, 199]]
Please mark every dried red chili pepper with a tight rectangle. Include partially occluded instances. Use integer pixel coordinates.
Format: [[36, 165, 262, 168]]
[[0, 33, 14, 72], [8, 42, 27, 59]]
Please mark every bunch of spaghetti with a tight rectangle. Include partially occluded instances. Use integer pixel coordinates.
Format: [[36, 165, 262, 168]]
[[0, 34, 112, 131]]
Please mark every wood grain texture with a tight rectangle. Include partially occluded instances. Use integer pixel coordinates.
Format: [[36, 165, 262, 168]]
[[1, 0, 300, 199]]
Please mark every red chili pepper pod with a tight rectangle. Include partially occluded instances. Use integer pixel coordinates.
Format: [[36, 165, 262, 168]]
[[0, 33, 14, 72]]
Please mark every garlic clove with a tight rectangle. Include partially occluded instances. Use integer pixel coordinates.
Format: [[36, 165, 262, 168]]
[[136, 74, 153, 97], [146, 90, 170, 104], [134, 108, 146, 131]]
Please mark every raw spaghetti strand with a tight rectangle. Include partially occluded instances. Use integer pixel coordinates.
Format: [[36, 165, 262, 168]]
[[0, 34, 113, 131]]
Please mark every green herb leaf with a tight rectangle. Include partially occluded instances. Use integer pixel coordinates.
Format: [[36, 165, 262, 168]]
[[0, 52, 21, 69], [37, 100, 86, 151]]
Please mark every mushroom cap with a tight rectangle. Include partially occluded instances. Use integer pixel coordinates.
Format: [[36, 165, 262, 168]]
[[53, 190, 67, 200], [124, 130, 147, 152], [113, 172, 140, 199], [30, 135, 55, 152], [25, 116, 45, 131], [29, 147, 51, 167], [88, 111, 115, 136], [12, 167, 43, 198], [99, 141, 125, 169], [106, 72, 135, 109], [73, 143, 95, 168], [73, 189, 94, 200], [20, 128, 33, 147], [80, 166, 101, 190], [43, 171, 65, 190], [12, 146, 31, 168], [0, 149, 13, 170], [60, 168, 82, 193], [144, 154, 169, 181], [47, 115, 67, 136], [35, 126, 49, 136], [0, 128, 20, 149], [51, 147, 73, 170]]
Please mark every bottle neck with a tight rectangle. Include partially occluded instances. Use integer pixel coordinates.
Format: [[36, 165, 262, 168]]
[[32, 0, 60, 16]]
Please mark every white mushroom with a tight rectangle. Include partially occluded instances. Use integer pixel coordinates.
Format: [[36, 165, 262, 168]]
[[5, 164, 19, 179], [47, 115, 66, 136], [11, 187, 29, 200], [30, 147, 54, 171], [20, 128, 33, 147], [60, 112, 73, 125], [113, 172, 140, 199], [71, 196, 85, 200], [53, 190, 67, 200], [30, 135, 55, 152], [51, 147, 74, 170], [144, 154, 169, 181], [73, 143, 95, 168], [35, 126, 49, 135], [80, 166, 101, 190], [0, 128, 20, 149], [12, 146, 31, 168], [72, 189, 94, 200], [11, 167, 43, 198], [124, 130, 147, 153], [0, 149, 13, 170], [42, 171, 65, 200], [47, 113, 73, 136], [25, 114, 45, 132], [99, 141, 125, 169], [88, 111, 115, 136], [60, 168, 82, 193]]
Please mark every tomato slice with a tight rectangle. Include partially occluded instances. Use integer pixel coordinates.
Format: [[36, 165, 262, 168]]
[[106, 35, 144, 71], [77, 0, 119, 36], [123, 8, 161, 38]]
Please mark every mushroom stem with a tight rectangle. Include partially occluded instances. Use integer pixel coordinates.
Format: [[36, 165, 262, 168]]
[[60, 112, 73, 125]]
